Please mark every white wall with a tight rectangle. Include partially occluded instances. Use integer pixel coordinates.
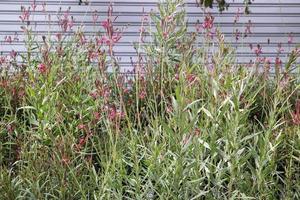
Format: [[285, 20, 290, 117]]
[[0, 0, 299, 72]]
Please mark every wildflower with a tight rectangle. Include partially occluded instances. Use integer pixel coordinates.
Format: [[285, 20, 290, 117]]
[[77, 124, 86, 130], [13, 32, 19, 42], [201, 14, 215, 39], [264, 58, 271, 71], [74, 137, 86, 151], [195, 23, 201, 32], [292, 100, 300, 125], [207, 29, 215, 39], [68, 16, 74, 29], [19, 6, 30, 22], [112, 33, 122, 43], [38, 63, 47, 74], [97, 36, 110, 45], [79, 34, 86, 44], [275, 57, 282, 67], [163, 32, 168, 39], [88, 50, 98, 61], [186, 73, 197, 85], [202, 14, 214, 29], [20, 26, 28, 33], [59, 10, 74, 32], [4, 36, 12, 44], [96, 36, 103, 45], [0, 56, 6, 65], [166, 15, 173, 22], [123, 87, 130, 94], [89, 91, 98, 100], [107, 106, 124, 121], [279, 75, 290, 89], [56, 45, 64, 57], [277, 43, 284, 54], [288, 33, 293, 44], [102, 87, 111, 99], [31, 1, 37, 11], [79, 137, 86, 146], [143, 15, 149, 21], [108, 107, 117, 121], [254, 44, 262, 56], [247, 59, 254, 67], [255, 57, 265, 63], [56, 33, 62, 41], [139, 90, 147, 99], [101, 19, 110, 29], [10, 50, 17, 59], [93, 112, 101, 121]]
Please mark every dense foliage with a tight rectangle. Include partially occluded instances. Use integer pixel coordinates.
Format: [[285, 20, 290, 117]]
[[0, 1, 299, 199]]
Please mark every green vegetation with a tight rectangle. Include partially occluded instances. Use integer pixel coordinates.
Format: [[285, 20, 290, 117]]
[[0, 1, 299, 199]]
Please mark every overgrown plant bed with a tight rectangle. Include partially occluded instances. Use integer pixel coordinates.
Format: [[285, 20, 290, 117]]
[[0, 0, 300, 199]]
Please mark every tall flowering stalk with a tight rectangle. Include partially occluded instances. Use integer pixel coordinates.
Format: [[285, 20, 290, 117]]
[[292, 100, 300, 125]]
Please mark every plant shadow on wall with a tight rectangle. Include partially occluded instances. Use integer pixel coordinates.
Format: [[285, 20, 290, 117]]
[[0, 0, 300, 199], [195, 0, 253, 13]]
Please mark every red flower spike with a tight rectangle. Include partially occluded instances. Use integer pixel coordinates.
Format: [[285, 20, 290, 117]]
[[38, 63, 47, 74]]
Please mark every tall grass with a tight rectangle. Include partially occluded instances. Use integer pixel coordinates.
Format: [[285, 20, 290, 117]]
[[0, 1, 300, 199]]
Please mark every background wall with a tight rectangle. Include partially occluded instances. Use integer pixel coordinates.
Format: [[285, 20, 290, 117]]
[[0, 0, 299, 72]]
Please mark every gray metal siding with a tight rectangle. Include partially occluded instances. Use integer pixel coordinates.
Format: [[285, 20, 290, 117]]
[[0, 0, 299, 71]]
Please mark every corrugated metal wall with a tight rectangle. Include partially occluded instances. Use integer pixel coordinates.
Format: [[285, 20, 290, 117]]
[[0, 0, 299, 72]]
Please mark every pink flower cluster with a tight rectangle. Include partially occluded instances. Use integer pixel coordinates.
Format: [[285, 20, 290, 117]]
[[59, 10, 74, 32], [19, 6, 30, 22], [97, 33, 122, 46], [105, 105, 125, 122], [292, 100, 300, 125], [275, 57, 282, 67], [97, 17, 123, 46], [254, 44, 262, 56], [202, 13, 215, 38], [202, 14, 214, 29], [38, 63, 47, 74]]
